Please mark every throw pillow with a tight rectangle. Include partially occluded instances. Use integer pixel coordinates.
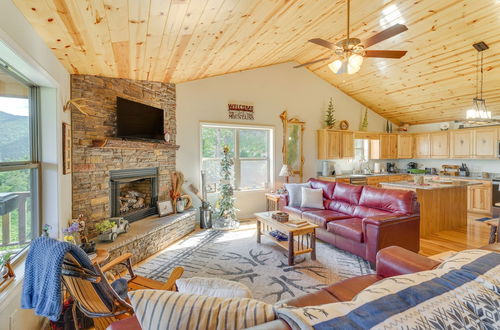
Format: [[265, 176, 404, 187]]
[[285, 183, 310, 207], [300, 187, 324, 209], [176, 277, 253, 298], [130, 289, 276, 330]]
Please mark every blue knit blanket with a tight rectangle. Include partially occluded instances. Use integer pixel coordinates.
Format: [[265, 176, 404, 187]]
[[21, 237, 97, 321]]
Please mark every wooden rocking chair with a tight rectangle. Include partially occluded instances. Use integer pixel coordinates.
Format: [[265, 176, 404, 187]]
[[62, 252, 183, 330]]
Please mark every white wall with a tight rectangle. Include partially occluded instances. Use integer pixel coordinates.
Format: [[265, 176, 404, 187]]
[[398, 122, 500, 174], [0, 1, 71, 328], [176, 62, 389, 218]]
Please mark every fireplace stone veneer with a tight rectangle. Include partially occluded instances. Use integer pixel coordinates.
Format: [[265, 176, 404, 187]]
[[110, 168, 159, 222]]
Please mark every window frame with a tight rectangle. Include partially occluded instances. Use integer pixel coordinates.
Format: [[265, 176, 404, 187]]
[[0, 62, 41, 263], [200, 122, 274, 192]]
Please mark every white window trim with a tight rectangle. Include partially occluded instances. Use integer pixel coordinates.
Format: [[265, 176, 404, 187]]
[[200, 122, 274, 192]]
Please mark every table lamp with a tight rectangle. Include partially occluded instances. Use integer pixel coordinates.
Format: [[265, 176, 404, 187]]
[[279, 164, 292, 183]]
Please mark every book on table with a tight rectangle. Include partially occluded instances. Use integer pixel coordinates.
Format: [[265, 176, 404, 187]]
[[286, 219, 308, 227]]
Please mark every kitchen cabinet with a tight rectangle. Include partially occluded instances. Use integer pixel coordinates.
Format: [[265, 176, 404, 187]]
[[317, 130, 353, 159], [341, 131, 354, 158], [430, 132, 449, 158], [380, 134, 398, 159], [317, 130, 341, 159], [473, 127, 497, 158], [397, 135, 413, 159], [450, 130, 473, 158], [467, 181, 492, 215], [414, 133, 430, 158]]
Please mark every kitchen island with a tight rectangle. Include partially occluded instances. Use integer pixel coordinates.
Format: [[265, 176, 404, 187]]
[[380, 179, 480, 237]]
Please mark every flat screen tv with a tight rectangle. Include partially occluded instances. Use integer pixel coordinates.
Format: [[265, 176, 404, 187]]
[[116, 97, 164, 141]]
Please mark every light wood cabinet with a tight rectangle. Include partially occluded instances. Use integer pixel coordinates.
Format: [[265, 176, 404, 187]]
[[473, 127, 497, 158], [317, 130, 353, 159], [397, 135, 413, 159], [450, 130, 473, 158], [317, 130, 341, 159], [341, 131, 354, 158], [380, 134, 398, 159], [414, 133, 430, 158], [430, 132, 449, 158], [467, 181, 492, 215]]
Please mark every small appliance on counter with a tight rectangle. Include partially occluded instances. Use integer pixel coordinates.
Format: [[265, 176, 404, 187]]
[[321, 161, 336, 176], [373, 162, 381, 174], [387, 162, 397, 173], [425, 168, 437, 175], [459, 163, 470, 177], [407, 162, 418, 172]]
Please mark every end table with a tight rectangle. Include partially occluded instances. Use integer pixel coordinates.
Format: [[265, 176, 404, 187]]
[[265, 193, 281, 211]]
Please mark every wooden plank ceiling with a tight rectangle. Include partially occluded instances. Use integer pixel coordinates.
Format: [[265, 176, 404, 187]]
[[12, 0, 500, 125]]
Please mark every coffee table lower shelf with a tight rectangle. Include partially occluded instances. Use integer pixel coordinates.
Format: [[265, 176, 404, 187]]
[[255, 211, 318, 266]]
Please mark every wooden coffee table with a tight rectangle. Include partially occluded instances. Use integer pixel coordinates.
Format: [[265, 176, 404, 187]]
[[254, 211, 318, 266]]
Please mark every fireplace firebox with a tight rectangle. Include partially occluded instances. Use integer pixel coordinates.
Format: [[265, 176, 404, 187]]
[[110, 168, 158, 222]]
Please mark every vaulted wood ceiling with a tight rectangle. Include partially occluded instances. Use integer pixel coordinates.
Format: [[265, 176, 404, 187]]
[[12, 0, 500, 125]]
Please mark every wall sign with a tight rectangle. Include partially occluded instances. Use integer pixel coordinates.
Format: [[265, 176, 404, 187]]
[[228, 103, 254, 120]]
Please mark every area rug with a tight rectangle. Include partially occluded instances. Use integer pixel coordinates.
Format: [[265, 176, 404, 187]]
[[134, 223, 374, 303]]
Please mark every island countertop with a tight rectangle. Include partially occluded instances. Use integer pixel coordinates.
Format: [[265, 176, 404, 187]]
[[380, 179, 481, 190]]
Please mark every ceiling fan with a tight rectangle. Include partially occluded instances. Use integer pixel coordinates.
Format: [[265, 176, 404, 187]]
[[294, 0, 408, 74]]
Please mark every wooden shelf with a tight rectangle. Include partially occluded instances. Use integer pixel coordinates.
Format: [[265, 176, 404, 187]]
[[91, 137, 180, 150], [262, 231, 313, 255]]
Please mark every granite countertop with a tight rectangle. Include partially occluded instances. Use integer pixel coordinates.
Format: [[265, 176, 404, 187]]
[[380, 179, 482, 190], [318, 173, 495, 181], [319, 173, 407, 179]]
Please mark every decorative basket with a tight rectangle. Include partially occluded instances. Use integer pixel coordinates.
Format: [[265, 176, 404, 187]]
[[272, 212, 289, 223]]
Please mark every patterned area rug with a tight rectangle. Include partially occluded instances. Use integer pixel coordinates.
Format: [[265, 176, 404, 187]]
[[135, 223, 373, 303]]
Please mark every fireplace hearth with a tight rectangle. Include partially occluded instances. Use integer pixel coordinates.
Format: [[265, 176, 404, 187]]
[[110, 168, 158, 222]]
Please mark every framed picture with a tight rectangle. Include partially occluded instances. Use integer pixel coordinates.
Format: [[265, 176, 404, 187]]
[[157, 200, 173, 217], [62, 122, 72, 175]]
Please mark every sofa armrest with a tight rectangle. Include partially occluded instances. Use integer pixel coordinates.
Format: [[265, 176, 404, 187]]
[[363, 214, 420, 264], [376, 246, 440, 278]]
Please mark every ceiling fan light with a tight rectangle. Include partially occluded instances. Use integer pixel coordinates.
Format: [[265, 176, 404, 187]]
[[347, 54, 363, 74], [329, 59, 344, 74]]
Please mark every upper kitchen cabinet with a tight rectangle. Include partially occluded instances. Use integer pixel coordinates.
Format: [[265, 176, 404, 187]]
[[450, 130, 473, 158], [397, 134, 413, 159], [414, 133, 431, 158], [430, 131, 449, 158], [380, 134, 398, 159], [341, 131, 354, 158], [317, 129, 354, 159], [473, 127, 498, 158], [317, 129, 341, 159]]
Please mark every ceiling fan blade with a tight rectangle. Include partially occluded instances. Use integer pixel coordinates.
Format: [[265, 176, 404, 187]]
[[293, 57, 331, 68], [308, 38, 335, 50], [364, 50, 407, 59], [362, 24, 408, 48]]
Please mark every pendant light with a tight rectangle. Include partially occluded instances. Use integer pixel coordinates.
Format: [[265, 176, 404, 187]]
[[466, 42, 491, 120]]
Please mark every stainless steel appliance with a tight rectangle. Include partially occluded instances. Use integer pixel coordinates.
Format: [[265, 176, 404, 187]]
[[350, 176, 368, 185], [493, 177, 500, 218], [387, 162, 396, 173]]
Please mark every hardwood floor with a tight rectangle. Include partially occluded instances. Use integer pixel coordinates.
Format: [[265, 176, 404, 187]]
[[419, 213, 492, 256]]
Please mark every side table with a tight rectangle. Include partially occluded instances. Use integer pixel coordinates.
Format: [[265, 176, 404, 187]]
[[265, 193, 281, 211]]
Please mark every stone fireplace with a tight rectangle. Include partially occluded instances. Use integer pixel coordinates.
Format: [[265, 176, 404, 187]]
[[110, 168, 158, 222]]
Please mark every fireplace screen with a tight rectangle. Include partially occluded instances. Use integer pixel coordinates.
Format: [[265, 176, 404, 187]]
[[110, 168, 158, 222]]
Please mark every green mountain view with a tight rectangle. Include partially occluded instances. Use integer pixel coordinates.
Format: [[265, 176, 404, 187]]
[[0, 111, 30, 162]]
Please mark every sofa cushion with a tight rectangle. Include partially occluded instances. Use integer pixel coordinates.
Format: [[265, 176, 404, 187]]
[[359, 186, 416, 215], [308, 178, 336, 199], [352, 205, 392, 219], [332, 183, 363, 205], [283, 206, 316, 217], [302, 210, 351, 228], [285, 183, 310, 207], [327, 199, 357, 216], [327, 218, 363, 242], [301, 187, 325, 209]]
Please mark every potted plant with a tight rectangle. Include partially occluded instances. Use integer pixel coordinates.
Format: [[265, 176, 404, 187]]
[[0, 253, 12, 278], [96, 219, 118, 242]]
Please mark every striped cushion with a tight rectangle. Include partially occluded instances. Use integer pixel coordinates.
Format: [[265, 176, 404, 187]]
[[176, 277, 253, 299], [130, 289, 276, 330]]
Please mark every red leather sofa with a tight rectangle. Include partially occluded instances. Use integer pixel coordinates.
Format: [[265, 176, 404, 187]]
[[279, 178, 420, 263], [107, 246, 439, 330]]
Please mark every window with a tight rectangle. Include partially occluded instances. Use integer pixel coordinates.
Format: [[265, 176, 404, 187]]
[[201, 123, 273, 192], [354, 139, 370, 161], [0, 63, 39, 261]]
